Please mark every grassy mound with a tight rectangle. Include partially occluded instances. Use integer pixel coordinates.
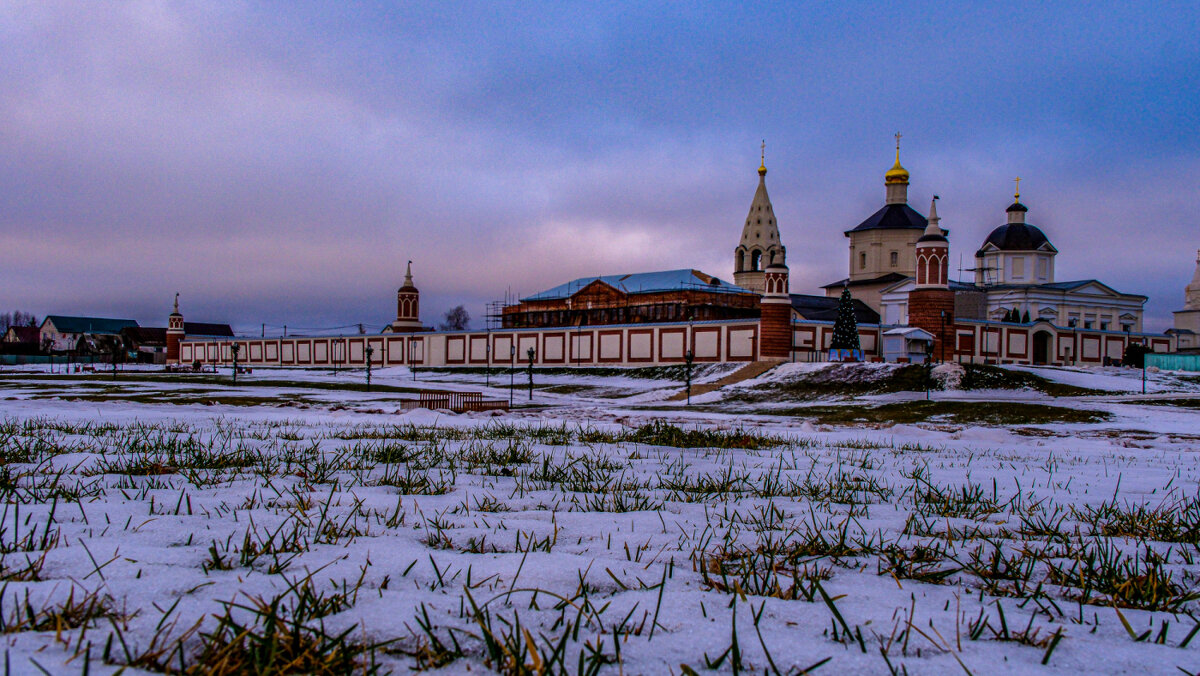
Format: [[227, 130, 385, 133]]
[[772, 400, 1110, 426], [729, 363, 1099, 403]]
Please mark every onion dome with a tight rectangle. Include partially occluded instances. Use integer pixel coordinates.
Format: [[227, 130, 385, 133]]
[[885, 156, 909, 184], [980, 222, 1050, 252], [885, 132, 909, 184]]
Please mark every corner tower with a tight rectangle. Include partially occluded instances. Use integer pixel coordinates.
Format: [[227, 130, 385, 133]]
[[734, 143, 785, 294], [908, 197, 955, 362], [166, 293, 185, 365], [390, 261, 423, 332], [758, 260, 792, 359]]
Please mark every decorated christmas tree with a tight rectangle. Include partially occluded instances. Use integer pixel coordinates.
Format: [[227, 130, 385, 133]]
[[830, 286, 861, 352]]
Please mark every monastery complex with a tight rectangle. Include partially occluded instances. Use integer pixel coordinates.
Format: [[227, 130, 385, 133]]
[[171, 139, 1200, 370]]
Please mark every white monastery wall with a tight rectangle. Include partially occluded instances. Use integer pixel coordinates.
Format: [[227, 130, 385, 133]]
[[181, 318, 1173, 369]]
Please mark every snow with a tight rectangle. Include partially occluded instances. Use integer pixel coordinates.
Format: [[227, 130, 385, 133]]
[[0, 363, 1198, 674]]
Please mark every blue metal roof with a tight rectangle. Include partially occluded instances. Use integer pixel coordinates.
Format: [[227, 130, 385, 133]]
[[43, 315, 138, 334], [522, 269, 753, 301]]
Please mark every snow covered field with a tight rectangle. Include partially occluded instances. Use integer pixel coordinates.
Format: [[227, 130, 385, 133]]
[[1, 365, 1199, 674]]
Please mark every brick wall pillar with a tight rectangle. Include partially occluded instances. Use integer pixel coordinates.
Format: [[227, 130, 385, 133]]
[[909, 288, 955, 362]]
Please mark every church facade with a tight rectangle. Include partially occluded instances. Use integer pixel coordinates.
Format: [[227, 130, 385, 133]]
[[1171, 250, 1200, 350]]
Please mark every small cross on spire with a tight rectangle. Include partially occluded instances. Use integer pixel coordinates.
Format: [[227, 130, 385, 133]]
[[1014, 176, 1021, 201], [894, 131, 902, 150]]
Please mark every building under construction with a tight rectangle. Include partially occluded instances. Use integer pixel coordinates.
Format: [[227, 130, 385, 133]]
[[499, 269, 760, 329]]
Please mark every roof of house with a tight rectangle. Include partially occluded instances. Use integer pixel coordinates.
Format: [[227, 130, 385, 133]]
[[184, 322, 235, 337], [42, 315, 138, 334], [124, 323, 234, 343], [958, 279, 1145, 300], [884, 327, 935, 340], [845, 203, 928, 235], [522, 269, 753, 302], [121, 327, 167, 345], [789, 294, 880, 324], [4, 326, 40, 343], [821, 272, 909, 290]]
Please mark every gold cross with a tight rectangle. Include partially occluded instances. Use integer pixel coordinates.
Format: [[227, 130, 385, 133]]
[[1014, 176, 1021, 201], [894, 131, 902, 150], [760, 140, 765, 165]]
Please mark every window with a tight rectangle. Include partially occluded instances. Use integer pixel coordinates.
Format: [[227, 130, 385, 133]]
[[889, 252, 898, 267], [1084, 321, 1093, 329], [751, 250, 762, 271], [859, 252, 867, 269], [1100, 322, 1109, 331], [1011, 257, 1025, 278]]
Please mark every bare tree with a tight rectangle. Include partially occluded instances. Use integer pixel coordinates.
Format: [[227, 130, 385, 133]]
[[0, 311, 37, 332], [439, 306, 471, 331]]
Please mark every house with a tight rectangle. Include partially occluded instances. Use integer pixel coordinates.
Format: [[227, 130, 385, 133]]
[[40, 316, 139, 353], [1, 326, 43, 355]]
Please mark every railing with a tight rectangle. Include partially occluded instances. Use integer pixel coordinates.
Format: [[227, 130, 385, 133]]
[[400, 390, 510, 413]]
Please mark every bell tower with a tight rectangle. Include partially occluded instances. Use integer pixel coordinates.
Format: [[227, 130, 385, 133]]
[[734, 142, 785, 294], [390, 261, 423, 332]]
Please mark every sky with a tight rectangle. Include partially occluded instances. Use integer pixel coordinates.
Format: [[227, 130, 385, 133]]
[[2, 1, 1198, 334]]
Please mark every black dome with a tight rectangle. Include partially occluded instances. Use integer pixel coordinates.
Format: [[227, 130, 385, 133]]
[[845, 203, 927, 234], [1006, 201, 1029, 213], [977, 222, 1052, 256]]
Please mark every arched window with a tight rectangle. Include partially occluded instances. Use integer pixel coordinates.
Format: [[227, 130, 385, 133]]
[[751, 250, 762, 271]]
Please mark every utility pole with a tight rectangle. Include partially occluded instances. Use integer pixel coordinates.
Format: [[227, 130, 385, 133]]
[[231, 342, 240, 384], [509, 344, 516, 407]]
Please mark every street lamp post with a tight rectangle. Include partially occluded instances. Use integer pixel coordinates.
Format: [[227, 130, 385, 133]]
[[231, 342, 241, 384], [485, 339, 491, 387], [527, 347, 536, 401], [365, 345, 374, 392], [509, 344, 516, 407], [408, 340, 418, 381], [1069, 319, 1078, 366], [684, 348, 694, 406], [939, 310, 948, 364]]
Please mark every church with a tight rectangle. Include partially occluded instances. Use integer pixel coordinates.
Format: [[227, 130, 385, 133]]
[[819, 137, 1147, 338]]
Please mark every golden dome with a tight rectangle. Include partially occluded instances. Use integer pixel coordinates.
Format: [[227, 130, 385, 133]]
[[884, 153, 909, 184], [885, 132, 909, 184], [758, 162, 767, 176]]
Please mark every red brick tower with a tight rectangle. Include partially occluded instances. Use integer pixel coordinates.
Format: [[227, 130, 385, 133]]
[[908, 197, 955, 362], [390, 261, 423, 332], [759, 260, 792, 359], [166, 293, 185, 364]]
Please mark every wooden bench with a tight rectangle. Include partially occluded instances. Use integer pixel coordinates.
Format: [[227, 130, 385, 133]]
[[400, 390, 509, 413]]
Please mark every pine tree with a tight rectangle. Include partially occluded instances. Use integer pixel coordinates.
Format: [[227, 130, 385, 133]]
[[830, 286, 861, 352], [1021, 310, 1031, 323]]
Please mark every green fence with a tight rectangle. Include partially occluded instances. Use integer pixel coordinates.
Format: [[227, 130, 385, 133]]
[[0, 354, 105, 366], [1146, 353, 1200, 372]]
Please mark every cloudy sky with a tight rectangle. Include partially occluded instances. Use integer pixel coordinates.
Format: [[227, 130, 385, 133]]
[[2, 1, 1197, 334]]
